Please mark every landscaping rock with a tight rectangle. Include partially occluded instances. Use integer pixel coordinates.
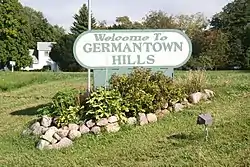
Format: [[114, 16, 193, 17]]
[[201, 93, 209, 101], [127, 117, 137, 125], [57, 129, 69, 138], [32, 126, 43, 136], [91, 126, 101, 134], [51, 138, 58, 144], [41, 115, 52, 127], [155, 109, 170, 119], [167, 107, 173, 112], [41, 128, 57, 143], [41, 126, 49, 133], [97, 118, 109, 126], [22, 129, 32, 136], [52, 137, 73, 149], [138, 113, 148, 126], [108, 116, 118, 123], [79, 124, 90, 134], [30, 122, 40, 131], [53, 133, 62, 141], [189, 92, 203, 104], [106, 122, 120, 133], [173, 103, 184, 112], [36, 139, 50, 150], [62, 126, 69, 130], [68, 123, 79, 131], [68, 130, 81, 140], [146, 113, 157, 123], [48, 126, 58, 132], [86, 119, 95, 128], [204, 89, 214, 98]]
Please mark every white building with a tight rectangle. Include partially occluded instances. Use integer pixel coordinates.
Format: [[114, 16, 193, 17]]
[[22, 42, 59, 71]]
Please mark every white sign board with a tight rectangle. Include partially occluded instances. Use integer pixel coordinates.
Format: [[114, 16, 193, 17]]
[[73, 29, 192, 69], [9, 61, 16, 66]]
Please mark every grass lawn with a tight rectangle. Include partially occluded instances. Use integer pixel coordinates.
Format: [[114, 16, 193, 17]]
[[0, 70, 250, 167]]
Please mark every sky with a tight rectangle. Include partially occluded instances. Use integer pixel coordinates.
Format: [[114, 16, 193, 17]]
[[20, 0, 233, 32]]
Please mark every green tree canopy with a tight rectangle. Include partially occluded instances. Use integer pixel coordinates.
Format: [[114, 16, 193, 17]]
[[0, 0, 32, 69]]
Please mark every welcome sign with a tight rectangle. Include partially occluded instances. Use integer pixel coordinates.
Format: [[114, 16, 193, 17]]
[[73, 29, 192, 69]]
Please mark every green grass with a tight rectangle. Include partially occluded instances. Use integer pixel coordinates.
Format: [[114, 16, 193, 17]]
[[0, 71, 250, 167], [0, 71, 87, 92]]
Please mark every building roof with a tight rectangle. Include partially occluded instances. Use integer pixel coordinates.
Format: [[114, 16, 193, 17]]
[[37, 42, 56, 51]]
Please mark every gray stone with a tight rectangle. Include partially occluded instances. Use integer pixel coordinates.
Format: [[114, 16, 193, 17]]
[[173, 103, 184, 112], [68, 130, 81, 140], [146, 113, 157, 123], [138, 113, 148, 126], [91, 126, 101, 134], [53, 133, 62, 141], [48, 126, 58, 132], [51, 138, 58, 144], [105, 123, 120, 133], [41, 128, 57, 143], [86, 119, 95, 128], [52, 137, 73, 149], [57, 129, 69, 138], [61, 126, 69, 130], [96, 118, 109, 126], [108, 116, 118, 123], [41, 115, 52, 127], [189, 92, 203, 104], [36, 139, 50, 150], [79, 124, 90, 134], [68, 123, 79, 131], [30, 122, 40, 131], [127, 117, 137, 125], [202, 93, 209, 101], [167, 107, 173, 112], [32, 126, 43, 136], [41, 127, 49, 134]]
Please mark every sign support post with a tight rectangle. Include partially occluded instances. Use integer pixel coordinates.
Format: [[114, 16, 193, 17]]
[[87, 0, 92, 93]]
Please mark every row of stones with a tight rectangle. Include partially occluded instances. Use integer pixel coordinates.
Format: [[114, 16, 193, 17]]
[[26, 89, 214, 150]]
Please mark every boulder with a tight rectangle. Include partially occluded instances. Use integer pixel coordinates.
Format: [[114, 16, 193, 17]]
[[91, 126, 101, 134], [105, 123, 120, 133], [52, 137, 73, 149], [127, 117, 137, 125], [41, 127, 49, 134], [138, 113, 148, 126], [32, 126, 43, 136], [96, 118, 109, 126], [30, 122, 40, 131], [57, 129, 69, 138], [173, 103, 184, 112], [79, 124, 90, 134], [36, 139, 50, 150], [41, 128, 57, 143], [53, 133, 62, 141], [189, 92, 203, 104], [146, 113, 157, 123], [86, 119, 95, 128], [108, 116, 118, 123], [68, 130, 81, 140], [68, 123, 79, 131], [40, 115, 52, 127]]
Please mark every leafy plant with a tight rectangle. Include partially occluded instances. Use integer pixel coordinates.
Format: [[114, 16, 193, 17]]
[[109, 67, 186, 114], [56, 105, 84, 127], [85, 88, 129, 123]]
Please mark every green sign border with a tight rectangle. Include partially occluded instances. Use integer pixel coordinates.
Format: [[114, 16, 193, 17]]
[[73, 29, 192, 69]]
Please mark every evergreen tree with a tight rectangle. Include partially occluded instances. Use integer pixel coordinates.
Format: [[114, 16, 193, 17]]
[[70, 4, 96, 35], [0, 0, 32, 69]]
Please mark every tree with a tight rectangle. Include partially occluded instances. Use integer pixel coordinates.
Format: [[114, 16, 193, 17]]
[[0, 0, 32, 69], [49, 34, 84, 72], [210, 0, 250, 68], [109, 16, 144, 29], [142, 10, 176, 29], [23, 6, 65, 49], [70, 4, 96, 35]]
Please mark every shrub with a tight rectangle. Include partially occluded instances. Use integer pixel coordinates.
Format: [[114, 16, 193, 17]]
[[84, 88, 129, 123], [37, 88, 84, 127], [109, 67, 186, 114]]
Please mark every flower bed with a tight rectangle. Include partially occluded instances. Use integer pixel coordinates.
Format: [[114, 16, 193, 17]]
[[22, 68, 215, 150]]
